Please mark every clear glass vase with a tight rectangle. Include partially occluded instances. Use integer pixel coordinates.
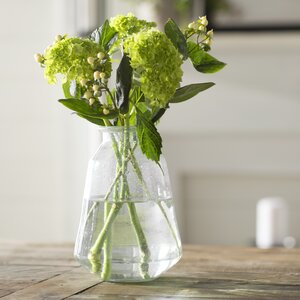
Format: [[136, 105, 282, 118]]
[[74, 126, 182, 282]]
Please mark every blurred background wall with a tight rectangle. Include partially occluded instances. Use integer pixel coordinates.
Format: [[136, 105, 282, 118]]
[[1, 0, 300, 246]]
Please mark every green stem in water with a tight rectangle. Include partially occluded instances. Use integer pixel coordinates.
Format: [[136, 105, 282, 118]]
[[127, 202, 151, 279], [130, 151, 181, 250], [111, 130, 151, 279], [88, 202, 122, 273], [100, 201, 112, 279], [88, 141, 136, 274]]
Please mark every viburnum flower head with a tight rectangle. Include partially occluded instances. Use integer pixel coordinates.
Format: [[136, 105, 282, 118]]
[[124, 30, 183, 108], [110, 12, 156, 38], [43, 37, 112, 84]]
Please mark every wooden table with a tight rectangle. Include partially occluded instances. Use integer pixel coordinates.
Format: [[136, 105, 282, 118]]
[[0, 243, 300, 299]]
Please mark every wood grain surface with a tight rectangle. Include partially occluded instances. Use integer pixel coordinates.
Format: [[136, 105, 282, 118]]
[[0, 243, 299, 299]]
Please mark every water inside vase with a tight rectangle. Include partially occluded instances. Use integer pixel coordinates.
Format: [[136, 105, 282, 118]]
[[74, 197, 182, 282]]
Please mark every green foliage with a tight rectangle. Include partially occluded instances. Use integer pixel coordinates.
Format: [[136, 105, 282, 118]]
[[90, 20, 117, 51], [62, 80, 82, 98], [169, 83, 215, 103], [116, 53, 133, 114], [187, 41, 226, 73], [136, 110, 162, 163], [164, 18, 188, 59], [151, 107, 167, 123], [77, 114, 105, 126], [58, 98, 118, 119]]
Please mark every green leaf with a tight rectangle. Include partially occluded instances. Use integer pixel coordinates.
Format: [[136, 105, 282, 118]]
[[62, 80, 82, 98], [187, 41, 226, 73], [116, 53, 132, 114], [58, 98, 118, 119], [90, 20, 117, 51], [62, 81, 72, 98], [77, 113, 105, 126], [169, 83, 215, 103], [136, 110, 162, 163], [164, 18, 188, 59], [151, 107, 167, 123]]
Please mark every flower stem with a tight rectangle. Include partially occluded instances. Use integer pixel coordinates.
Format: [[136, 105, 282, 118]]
[[100, 201, 112, 279], [129, 152, 181, 250], [87, 141, 136, 274], [88, 202, 122, 273], [111, 131, 151, 279]]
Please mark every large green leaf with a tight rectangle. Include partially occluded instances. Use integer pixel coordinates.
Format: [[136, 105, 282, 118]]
[[136, 110, 162, 162], [187, 41, 226, 73], [116, 53, 132, 114], [164, 18, 188, 59], [77, 113, 105, 126], [90, 20, 117, 51], [169, 83, 215, 103], [59, 98, 118, 119]]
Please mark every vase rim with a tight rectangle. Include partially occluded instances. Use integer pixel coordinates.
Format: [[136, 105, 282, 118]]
[[98, 125, 137, 133]]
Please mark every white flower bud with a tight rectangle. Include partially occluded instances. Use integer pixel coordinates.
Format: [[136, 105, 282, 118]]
[[99, 72, 106, 79], [89, 98, 95, 105], [34, 53, 44, 63], [188, 22, 195, 29], [199, 16, 208, 26], [103, 108, 110, 115], [92, 84, 100, 91], [198, 25, 205, 32], [80, 79, 87, 86], [207, 29, 214, 38], [93, 71, 101, 80], [203, 38, 212, 47], [87, 57, 96, 65], [97, 52, 105, 60], [94, 91, 102, 97], [55, 35, 63, 42], [84, 91, 93, 99]]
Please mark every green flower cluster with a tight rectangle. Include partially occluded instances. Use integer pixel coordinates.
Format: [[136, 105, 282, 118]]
[[110, 13, 156, 38], [124, 30, 183, 108], [44, 37, 111, 84]]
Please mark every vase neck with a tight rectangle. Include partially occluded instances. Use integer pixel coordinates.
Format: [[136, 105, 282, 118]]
[[101, 126, 137, 143]]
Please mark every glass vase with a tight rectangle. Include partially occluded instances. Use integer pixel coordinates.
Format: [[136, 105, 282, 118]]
[[74, 126, 182, 282]]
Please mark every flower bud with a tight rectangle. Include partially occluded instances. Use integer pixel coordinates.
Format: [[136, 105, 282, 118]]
[[34, 53, 44, 63], [99, 72, 106, 79], [94, 91, 102, 97], [97, 52, 105, 60], [198, 25, 205, 32], [89, 98, 95, 105], [207, 29, 214, 38], [188, 22, 195, 29], [203, 38, 212, 47], [55, 35, 63, 42], [84, 91, 93, 99], [80, 79, 88, 86], [92, 84, 100, 91], [199, 16, 208, 26], [87, 57, 96, 65], [93, 71, 101, 80], [103, 108, 110, 115]]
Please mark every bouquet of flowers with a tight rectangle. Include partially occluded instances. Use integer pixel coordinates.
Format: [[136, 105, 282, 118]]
[[35, 13, 225, 281]]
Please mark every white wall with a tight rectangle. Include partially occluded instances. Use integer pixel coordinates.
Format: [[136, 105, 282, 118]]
[[160, 33, 300, 245], [0, 0, 92, 242]]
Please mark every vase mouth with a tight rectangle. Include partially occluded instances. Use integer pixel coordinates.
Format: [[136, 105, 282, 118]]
[[98, 125, 137, 133]]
